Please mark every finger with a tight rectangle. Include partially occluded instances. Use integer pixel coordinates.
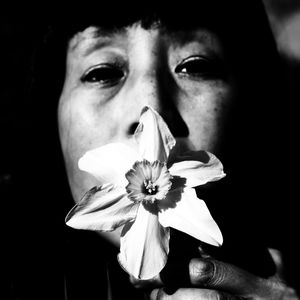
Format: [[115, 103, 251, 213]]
[[188, 258, 277, 297], [150, 287, 240, 300]]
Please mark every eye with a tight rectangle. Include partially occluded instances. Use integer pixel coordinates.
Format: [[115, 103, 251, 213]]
[[81, 64, 125, 86], [175, 56, 225, 79]]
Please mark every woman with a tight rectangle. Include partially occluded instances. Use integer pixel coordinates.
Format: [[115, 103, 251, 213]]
[[14, 1, 299, 299]]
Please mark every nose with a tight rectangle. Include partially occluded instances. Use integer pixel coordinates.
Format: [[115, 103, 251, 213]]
[[124, 68, 189, 138]]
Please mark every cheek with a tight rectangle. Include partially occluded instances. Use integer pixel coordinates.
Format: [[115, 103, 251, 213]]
[[58, 92, 119, 155], [179, 83, 233, 152], [57, 92, 120, 202]]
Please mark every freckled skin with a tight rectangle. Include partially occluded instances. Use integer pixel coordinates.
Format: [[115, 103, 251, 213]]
[[58, 23, 235, 245]]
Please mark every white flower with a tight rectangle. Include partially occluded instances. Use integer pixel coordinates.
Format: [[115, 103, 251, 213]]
[[65, 106, 225, 280]]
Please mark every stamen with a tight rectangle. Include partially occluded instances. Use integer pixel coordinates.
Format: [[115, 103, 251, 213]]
[[144, 180, 158, 195]]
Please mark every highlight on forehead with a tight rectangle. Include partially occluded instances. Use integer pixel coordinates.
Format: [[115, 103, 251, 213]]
[[48, 0, 271, 64]]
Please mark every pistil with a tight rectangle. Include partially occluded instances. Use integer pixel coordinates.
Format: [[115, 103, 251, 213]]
[[144, 180, 158, 195]]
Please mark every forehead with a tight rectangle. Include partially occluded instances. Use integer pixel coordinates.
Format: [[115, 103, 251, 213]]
[[67, 23, 223, 56]]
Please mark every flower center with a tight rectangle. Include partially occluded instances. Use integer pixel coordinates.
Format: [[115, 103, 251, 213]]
[[125, 159, 172, 204], [143, 180, 158, 195]]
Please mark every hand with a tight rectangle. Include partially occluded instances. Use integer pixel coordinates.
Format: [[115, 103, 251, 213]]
[[130, 249, 299, 299]]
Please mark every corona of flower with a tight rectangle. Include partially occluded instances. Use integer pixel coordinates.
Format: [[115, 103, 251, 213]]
[[126, 160, 172, 204], [65, 106, 225, 280]]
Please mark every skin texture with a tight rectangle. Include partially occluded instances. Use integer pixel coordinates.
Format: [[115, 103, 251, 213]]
[[58, 23, 298, 299]]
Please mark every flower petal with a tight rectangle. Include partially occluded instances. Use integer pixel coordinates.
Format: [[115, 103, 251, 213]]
[[134, 106, 176, 162], [158, 187, 223, 246], [118, 204, 170, 279], [78, 143, 139, 187], [65, 183, 139, 231], [169, 150, 225, 187]]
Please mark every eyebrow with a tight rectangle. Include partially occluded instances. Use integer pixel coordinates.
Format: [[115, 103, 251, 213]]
[[69, 27, 127, 56]]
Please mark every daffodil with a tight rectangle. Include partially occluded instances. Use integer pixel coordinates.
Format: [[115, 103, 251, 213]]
[[65, 106, 225, 280]]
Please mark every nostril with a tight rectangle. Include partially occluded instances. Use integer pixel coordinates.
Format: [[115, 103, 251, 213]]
[[164, 110, 189, 138], [128, 122, 139, 135], [128, 118, 189, 137]]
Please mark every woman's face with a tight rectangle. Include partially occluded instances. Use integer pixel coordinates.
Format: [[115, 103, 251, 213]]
[[58, 22, 235, 210]]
